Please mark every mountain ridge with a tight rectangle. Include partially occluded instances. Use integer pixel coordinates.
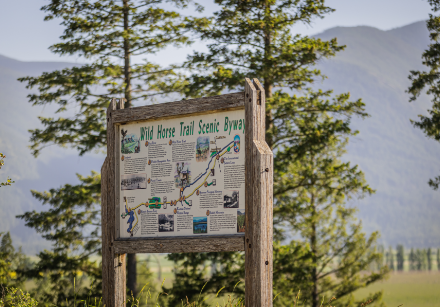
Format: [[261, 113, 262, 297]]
[[0, 20, 439, 253]]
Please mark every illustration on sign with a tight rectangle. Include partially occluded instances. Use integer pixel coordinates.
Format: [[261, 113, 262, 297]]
[[119, 109, 246, 238]]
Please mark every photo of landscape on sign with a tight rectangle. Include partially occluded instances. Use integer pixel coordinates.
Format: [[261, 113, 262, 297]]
[[119, 109, 246, 238]]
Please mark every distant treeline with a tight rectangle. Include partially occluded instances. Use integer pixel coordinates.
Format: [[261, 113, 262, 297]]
[[373, 245, 440, 272]]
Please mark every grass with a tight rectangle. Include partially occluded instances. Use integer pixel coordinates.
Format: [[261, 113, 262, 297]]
[[354, 272, 440, 307]]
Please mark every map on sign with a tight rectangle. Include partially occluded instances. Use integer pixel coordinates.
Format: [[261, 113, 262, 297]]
[[118, 109, 245, 238]]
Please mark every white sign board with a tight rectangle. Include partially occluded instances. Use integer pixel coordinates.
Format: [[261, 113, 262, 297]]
[[118, 109, 245, 238]]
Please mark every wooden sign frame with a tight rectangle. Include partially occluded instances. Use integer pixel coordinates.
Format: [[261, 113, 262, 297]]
[[101, 78, 273, 307]]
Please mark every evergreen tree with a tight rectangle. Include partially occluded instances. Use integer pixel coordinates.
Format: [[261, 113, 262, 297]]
[[272, 137, 387, 307], [164, 1, 388, 305], [407, 0, 440, 189], [409, 248, 416, 271], [427, 247, 432, 271], [0, 232, 30, 288], [437, 248, 440, 271], [17, 173, 102, 305], [387, 246, 395, 271], [396, 244, 405, 271], [18, 0, 208, 302]]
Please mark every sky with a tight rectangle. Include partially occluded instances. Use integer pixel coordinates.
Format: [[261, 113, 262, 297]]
[[0, 0, 432, 65]]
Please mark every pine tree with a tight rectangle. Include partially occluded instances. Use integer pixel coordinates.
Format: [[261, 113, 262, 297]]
[[387, 246, 395, 271], [163, 1, 388, 305], [0, 232, 30, 288], [409, 248, 416, 271], [437, 248, 440, 271], [427, 247, 432, 271], [18, 0, 208, 302], [17, 173, 102, 304], [407, 0, 440, 189], [272, 137, 387, 307], [396, 244, 405, 271]]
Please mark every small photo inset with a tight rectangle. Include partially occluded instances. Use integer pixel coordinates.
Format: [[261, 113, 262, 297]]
[[158, 214, 174, 232], [121, 130, 141, 154], [237, 210, 245, 233], [224, 190, 239, 208], [121, 173, 147, 190], [193, 216, 208, 234], [196, 136, 210, 162]]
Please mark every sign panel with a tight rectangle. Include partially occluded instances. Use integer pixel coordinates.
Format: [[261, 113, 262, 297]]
[[118, 109, 245, 238]]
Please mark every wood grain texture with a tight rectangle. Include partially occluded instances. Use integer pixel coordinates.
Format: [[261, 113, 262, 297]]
[[245, 79, 274, 307], [102, 98, 126, 307], [114, 236, 245, 254], [101, 157, 109, 306], [112, 92, 244, 124]]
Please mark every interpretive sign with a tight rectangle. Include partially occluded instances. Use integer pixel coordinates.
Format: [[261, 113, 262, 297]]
[[101, 78, 273, 307], [118, 110, 246, 238]]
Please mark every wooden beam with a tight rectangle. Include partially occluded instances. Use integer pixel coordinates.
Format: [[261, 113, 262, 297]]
[[111, 92, 244, 124], [113, 235, 245, 254], [102, 98, 126, 307], [245, 78, 273, 307]]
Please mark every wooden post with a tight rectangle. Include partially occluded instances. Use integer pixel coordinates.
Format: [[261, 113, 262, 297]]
[[245, 78, 273, 307], [102, 98, 126, 307]]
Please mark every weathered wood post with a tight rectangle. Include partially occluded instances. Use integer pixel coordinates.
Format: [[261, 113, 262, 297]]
[[102, 98, 126, 307], [245, 78, 273, 306], [101, 79, 273, 307]]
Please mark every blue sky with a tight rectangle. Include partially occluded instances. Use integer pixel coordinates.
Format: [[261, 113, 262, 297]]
[[0, 0, 431, 65]]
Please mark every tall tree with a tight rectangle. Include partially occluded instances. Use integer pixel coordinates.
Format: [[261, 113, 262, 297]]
[[427, 247, 432, 271], [164, 1, 388, 305], [18, 0, 208, 301], [273, 136, 387, 307], [437, 248, 440, 271], [396, 244, 405, 271], [409, 248, 416, 271], [407, 0, 440, 189], [387, 246, 395, 272], [17, 173, 102, 305], [0, 232, 30, 289]]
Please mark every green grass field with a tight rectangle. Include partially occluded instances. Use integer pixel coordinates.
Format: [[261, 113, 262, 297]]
[[354, 272, 440, 307]]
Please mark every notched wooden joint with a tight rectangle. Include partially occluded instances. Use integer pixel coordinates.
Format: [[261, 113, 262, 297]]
[[256, 90, 261, 105]]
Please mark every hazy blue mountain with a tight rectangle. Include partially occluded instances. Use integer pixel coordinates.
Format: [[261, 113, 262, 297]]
[[315, 21, 439, 248], [0, 55, 104, 253], [0, 20, 439, 254]]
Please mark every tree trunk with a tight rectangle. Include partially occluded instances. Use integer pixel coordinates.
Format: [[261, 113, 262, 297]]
[[263, 1, 274, 149], [123, 0, 132, 108], [310, 192, 319, 307], [127, 254, 137, 298], [123, 0, 136, 299]]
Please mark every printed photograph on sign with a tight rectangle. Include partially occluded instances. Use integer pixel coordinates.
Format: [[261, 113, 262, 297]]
[[193, 217, 208, 234], [237, 210, 245, 233], [234, 135, 240, 153], [158, 214, 174, 232], [175, 162, 191, 188], [118, 109, 245, 238], [121, 129, 141, 154], [224, 190, 239, 208], [196, 136, 210, 162], [121, 173, 147, 190]]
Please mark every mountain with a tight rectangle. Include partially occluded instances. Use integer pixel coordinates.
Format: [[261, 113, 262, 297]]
[[315, 21, 439, 247], [0, 55, 104, 253], [0, 20, 439, 253]]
